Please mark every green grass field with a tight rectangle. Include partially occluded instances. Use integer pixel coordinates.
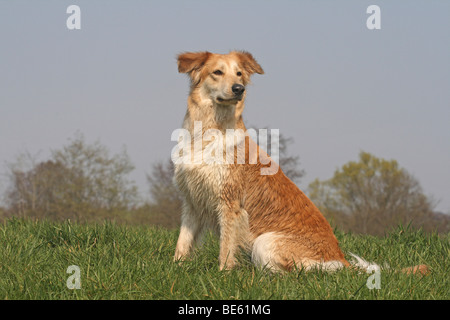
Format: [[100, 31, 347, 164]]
[[0, 218, 448, 300]]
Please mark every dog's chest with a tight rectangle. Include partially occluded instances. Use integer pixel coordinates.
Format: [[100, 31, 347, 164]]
[[175, 163, 229, 213]]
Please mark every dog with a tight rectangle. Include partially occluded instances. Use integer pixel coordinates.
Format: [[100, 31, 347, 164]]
[[172, 51, 428, 275]]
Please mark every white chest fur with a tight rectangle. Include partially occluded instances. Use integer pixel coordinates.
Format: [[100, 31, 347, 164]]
[[174, 162, 229, 216]]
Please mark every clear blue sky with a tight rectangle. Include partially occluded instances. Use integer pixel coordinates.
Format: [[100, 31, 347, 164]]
[[1, 1, 449, 213]]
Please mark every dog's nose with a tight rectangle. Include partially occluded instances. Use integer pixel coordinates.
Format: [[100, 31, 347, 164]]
[[232, 84, 245, 95]]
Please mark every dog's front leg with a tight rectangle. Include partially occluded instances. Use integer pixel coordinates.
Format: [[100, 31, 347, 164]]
[[174, 203, 203, 262], [218, 201, 249, 270]]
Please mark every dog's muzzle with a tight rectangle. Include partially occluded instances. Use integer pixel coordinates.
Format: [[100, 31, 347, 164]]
[[217, 84, 245, 103]]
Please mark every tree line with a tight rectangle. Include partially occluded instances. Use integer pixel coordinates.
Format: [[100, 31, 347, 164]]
[[0, 133, 448, 235]]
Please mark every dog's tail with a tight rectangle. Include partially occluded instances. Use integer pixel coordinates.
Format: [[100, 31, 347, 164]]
[[348, 252, 430, 275]]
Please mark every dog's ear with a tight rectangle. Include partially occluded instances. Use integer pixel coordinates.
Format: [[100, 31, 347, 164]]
[[234, 51, 264, 75], [177, 51, 211, 74]]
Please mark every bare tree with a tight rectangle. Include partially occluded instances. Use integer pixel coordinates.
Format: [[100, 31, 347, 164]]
[[276, 134, 305, 185], [5, 133, 139, 221]]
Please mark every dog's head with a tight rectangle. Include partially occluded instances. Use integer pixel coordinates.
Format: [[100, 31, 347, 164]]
[[177, 51, 264, 106]]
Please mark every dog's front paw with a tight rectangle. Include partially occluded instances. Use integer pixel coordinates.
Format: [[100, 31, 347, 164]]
[[219, 258, 237, 271], [173, 250, 189, 264]]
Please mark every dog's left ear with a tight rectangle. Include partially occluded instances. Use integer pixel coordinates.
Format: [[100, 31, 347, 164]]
[[234, 51, 264, 75]]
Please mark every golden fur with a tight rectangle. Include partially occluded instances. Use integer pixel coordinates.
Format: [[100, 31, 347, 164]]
[[173, 51, 428, 275]]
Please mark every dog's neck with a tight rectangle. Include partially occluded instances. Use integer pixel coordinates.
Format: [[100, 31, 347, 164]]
[[183, 90, 245, 134]]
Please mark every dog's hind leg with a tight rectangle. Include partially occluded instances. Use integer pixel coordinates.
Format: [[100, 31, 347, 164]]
[[218, 201, 250, 270], [251, 232, 346, 272]]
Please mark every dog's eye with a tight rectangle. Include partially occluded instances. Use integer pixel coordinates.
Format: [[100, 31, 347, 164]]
[[237, 71, 242, 76], [213, 70, 223, 76]]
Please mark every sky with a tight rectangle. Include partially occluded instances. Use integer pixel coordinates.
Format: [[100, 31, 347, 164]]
[[0, 1, 449, 213]]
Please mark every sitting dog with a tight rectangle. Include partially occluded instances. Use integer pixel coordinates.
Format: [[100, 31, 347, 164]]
[[172, 51, 428, 275]]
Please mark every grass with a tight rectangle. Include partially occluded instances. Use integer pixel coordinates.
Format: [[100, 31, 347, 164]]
[[0, 218, 448, 300]]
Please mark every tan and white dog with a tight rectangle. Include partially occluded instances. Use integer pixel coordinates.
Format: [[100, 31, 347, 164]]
[[172, 51, 428, 275]]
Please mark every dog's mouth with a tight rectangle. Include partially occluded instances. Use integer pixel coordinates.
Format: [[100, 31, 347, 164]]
[[216, 96, 243, 104]]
